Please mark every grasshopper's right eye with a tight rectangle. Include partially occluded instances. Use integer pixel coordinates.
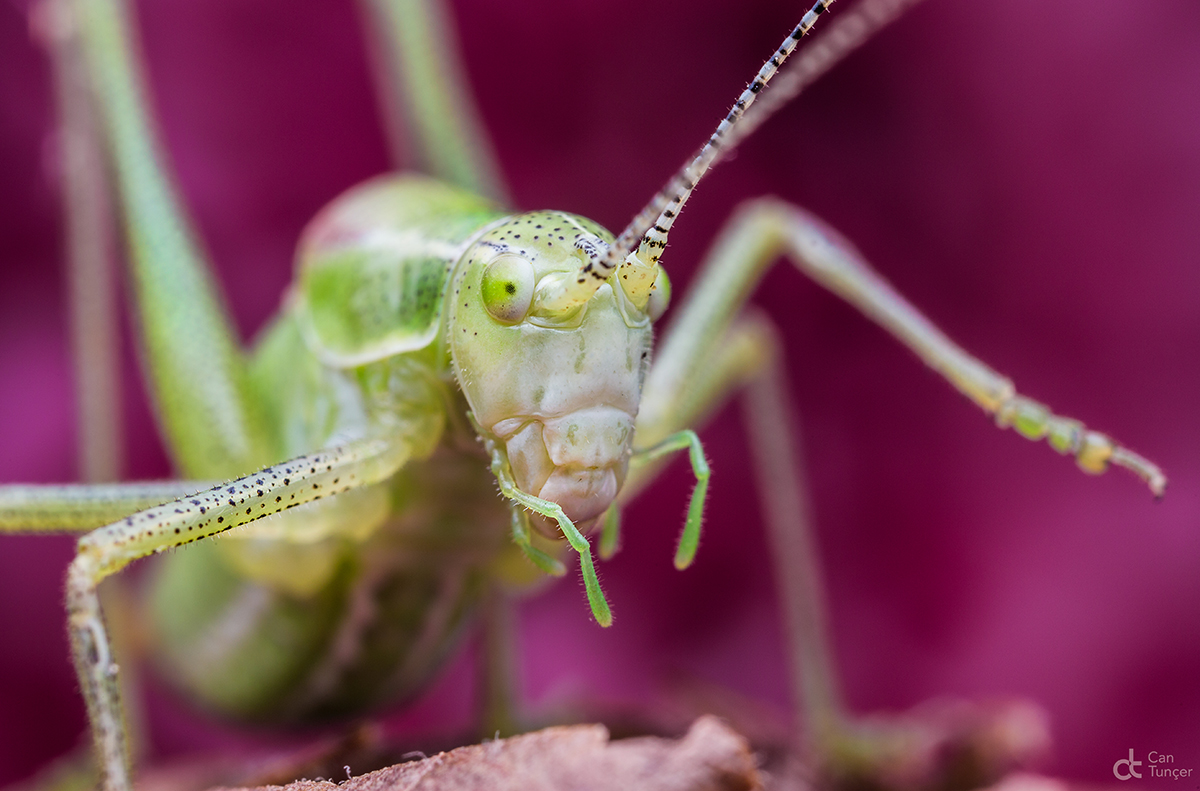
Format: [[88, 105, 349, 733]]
[[646, 265, 671, 322], [481, 255, 535, 323]]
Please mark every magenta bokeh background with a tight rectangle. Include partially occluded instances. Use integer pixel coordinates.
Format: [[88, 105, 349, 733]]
[[1, 0, 1197, 787]]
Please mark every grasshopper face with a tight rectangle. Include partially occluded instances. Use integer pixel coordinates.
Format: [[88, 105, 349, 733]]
[[448, 212, 658, 526]]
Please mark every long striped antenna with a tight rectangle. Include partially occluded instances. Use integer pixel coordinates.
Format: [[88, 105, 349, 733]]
[[717, 0, 925, 174], [535, 0, 924, 314]]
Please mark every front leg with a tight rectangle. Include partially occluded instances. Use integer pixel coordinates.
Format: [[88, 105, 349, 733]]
[[64, 435, 411, 791], [640, 198, 1165, 496], [0, 481, 210, 534]]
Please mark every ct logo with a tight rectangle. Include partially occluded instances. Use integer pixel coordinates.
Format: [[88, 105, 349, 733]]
[[1114, 749, 1144, 780]]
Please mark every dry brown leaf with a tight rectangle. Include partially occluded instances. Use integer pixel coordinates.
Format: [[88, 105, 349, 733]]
[[209, 716, 760, 791]]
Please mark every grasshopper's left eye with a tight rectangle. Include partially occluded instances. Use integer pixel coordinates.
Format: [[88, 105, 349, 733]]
[[646, 265, 671, 322], [481, 255, 535, 323]]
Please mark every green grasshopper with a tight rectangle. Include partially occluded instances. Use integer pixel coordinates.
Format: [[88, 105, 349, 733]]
[[0, 0, 1172, 789]]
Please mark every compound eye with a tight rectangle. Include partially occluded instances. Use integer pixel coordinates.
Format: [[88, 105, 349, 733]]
[[481, 255, 535, 324], [646, 266, 671, 322]]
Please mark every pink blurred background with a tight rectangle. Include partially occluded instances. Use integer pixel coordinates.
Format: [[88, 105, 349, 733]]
[[1, 0, 1197, 787]]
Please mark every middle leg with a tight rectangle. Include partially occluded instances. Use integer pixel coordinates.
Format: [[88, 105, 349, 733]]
[[639, 198, 1165, 496], [631, 195, 1168, 759]]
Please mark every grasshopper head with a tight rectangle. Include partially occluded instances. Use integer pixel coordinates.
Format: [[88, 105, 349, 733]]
[[448, 211, 669, 528]]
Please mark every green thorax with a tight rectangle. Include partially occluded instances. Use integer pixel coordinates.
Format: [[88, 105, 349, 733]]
[[148, 176, 649, 723], [145, 176, 529, 723], [294, 174, 506, 368]]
